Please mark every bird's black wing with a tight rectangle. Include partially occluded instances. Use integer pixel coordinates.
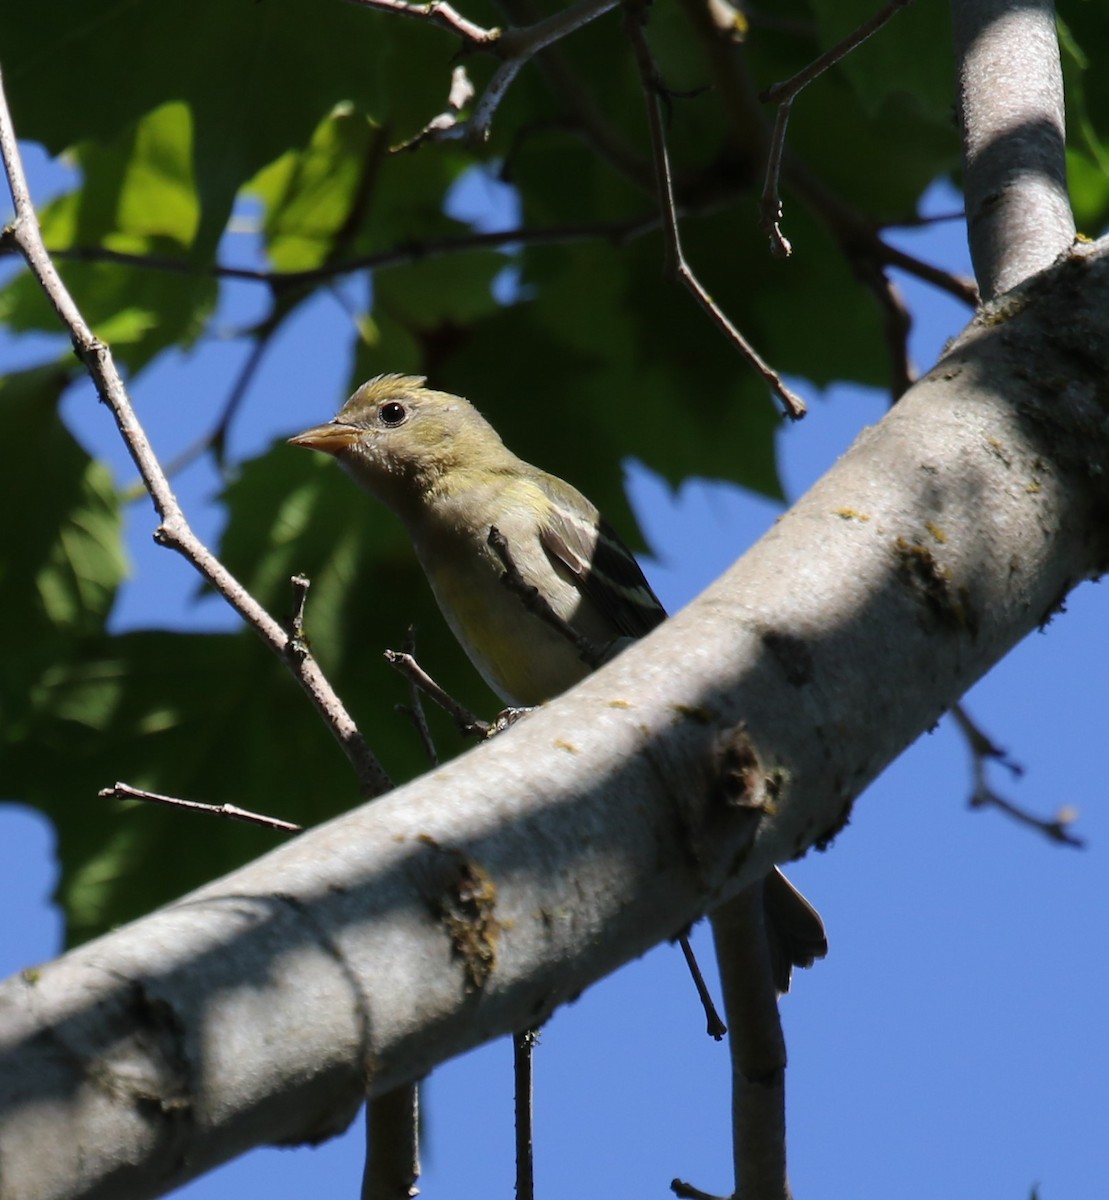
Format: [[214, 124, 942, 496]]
[[537, 487, 666, 640]]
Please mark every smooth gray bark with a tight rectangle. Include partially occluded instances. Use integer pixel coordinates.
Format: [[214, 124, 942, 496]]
[[952, 0, 1075, 298], [3, 240, 1109, 1200]]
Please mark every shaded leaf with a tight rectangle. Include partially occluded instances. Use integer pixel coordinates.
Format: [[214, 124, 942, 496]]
[[0, 103, 216, 370], [0, 367, 127, 737]]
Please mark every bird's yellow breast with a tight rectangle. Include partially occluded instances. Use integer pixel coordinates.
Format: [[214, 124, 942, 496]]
[[421, 541, 592, 708]]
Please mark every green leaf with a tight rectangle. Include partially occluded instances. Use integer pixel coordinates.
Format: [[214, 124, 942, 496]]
[[217, 440, 492, 751], [0, 103, 216, 370], [251, 104, 383, 273], [6, 631, 362, 942], [0, 0, 457, 255], [1059, 12, 1109, 231], [374, 249, 509, 326], [806, 0, 955, 123], [0, 367, 127, 737]]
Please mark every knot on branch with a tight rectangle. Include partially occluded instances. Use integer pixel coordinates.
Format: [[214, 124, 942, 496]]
[[417, 837, 502, 990], [714, 723, 784, 814]]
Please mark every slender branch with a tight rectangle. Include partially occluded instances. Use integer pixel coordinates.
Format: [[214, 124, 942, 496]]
[[679, 936, 727, 1040], [757, 0, 916, 253], [287, 573, 314, 653], [391, 66, 476, 153], [98, 783, 303, 833], [362, 0, 620, 145], [153, 315, 279, 485], [950, 704, 1083, 848], [0, 69, 390, 800], [365, 628, 430, 1200], [852, 259, 916, 400], [623, 0, 806, 420], [676, 0, 978, 314], [384, 649, 492, 738], [758, 99, 794, 257], [344, 0, 501, 44], [496, 0, 653, 192], [466, 0, 621, 141], [762, 0, 916, 105], [393, 628, 442, 764], [873, 239, 980, 306], [50, 212, 665, 289], [362, 1085, 421, 1200], [673, 889, 792, 1200], [713, 888, 790, 1200], [513, 1029, 539, 1200], [951, 0, 1075, 299]]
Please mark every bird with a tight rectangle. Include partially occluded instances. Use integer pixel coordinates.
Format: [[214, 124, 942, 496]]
[[290, 373, 826, 989]]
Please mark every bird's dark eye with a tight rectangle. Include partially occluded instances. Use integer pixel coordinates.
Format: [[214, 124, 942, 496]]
[[379, 400, 408, 427]]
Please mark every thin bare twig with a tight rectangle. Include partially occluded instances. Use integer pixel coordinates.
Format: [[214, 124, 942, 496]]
[[950, 703, 1084, 848], [149, 316, 279, 488], [362, 1085, 421, 1200], [394, 627, 442, 765], [514, 1029, 539, 1200], [391, 66, 477, 153], [467, 0, 621, 142], [496, 0, 653, 192], [851, 259, 915, 400], [679, 936, 727, 1040], [759, 98, 795, 258], [384, 649, 492, 738], [757, 0, 916, 253], [675, 0, 976, 317], [364, 629, 431, 1200], [0, 68, 390, 800], [51, 212, 666, 290], [362, 0, 620, 146], [623, 0, 807, 420], [288, 574, 312, 641], [875, 239, 980, 306], [345, 0, 500, 45], [761, 0, 917, 105], [99, 783, 303, 833]]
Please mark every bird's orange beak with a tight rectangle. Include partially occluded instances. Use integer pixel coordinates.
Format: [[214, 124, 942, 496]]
[[288, 422, 360, 457]]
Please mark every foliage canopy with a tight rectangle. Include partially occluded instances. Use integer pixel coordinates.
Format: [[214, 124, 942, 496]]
[[1, 0, 1107, 943]]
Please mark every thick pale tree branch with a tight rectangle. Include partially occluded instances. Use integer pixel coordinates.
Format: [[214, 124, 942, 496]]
[[3, 238, 1109, 1200], [951, 0, 1075, 299], [711, 889, 788, 1200], [674, 888, 792, 1200]]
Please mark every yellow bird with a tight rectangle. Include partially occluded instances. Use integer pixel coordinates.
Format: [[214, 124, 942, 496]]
[[291, 374, 826, 988]]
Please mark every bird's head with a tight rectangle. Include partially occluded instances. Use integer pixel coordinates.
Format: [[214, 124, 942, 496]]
[[289, 374, 507, 515]]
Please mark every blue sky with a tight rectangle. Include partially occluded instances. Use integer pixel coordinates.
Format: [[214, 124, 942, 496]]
[[2, 151, 1106, 1200]]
